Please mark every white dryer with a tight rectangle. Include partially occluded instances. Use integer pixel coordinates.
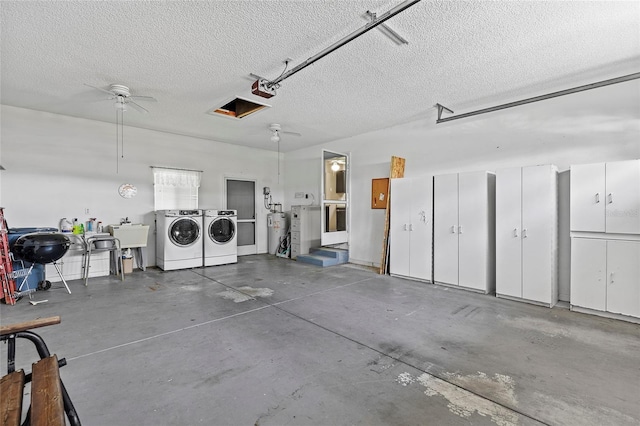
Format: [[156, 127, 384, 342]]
[[203, 209, 238, 266], [155, 209, 203, 271]]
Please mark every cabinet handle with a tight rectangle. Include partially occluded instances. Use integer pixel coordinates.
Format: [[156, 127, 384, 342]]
[[458, 226, 463, 234], [513, 228, 519, 238], [409, 224, 414, 231], [522, 228, 528, 238], [608, 193, 613, 204], [451, 225, 456, 234], [595, 193, 600, 203], [610, 272, 615, 284], [403, 224, 408, 231]]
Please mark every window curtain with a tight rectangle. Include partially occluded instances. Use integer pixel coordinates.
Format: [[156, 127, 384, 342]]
[[153, 167, 202, 210]]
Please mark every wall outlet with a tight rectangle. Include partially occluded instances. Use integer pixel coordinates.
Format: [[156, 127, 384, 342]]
[[294, 192, 305, 198]]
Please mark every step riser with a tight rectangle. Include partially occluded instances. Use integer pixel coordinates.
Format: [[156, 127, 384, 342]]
[[297, 248, 349, 267], [309, 249, 349, 263]]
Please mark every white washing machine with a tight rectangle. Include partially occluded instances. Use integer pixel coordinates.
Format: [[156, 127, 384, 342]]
[[203, 209, 238, 266], [155, 209, 203, 271]]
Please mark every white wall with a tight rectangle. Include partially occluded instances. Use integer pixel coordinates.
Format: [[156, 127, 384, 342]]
[[284, 80, 640, 301], [0, 106, 284, 266]]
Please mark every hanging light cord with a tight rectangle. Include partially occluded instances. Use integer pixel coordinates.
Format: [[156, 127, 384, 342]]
[[115, 101, 125, 173]]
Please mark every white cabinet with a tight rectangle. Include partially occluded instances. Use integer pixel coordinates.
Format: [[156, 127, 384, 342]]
[[433, 171, 495, 293], [570, 159, 640, 234], [496, 165, 558, 306], [571, 238, 640, 319], [389, 177, 432, 281], [291, 205, 321, 259]]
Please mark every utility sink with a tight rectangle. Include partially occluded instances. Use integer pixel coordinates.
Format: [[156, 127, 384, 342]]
[[108, 224, 150, 248]]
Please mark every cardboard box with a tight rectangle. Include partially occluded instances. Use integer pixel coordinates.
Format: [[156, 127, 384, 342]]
[[122, 258, 133, 274]]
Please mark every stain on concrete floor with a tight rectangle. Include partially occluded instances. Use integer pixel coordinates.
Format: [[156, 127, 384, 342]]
[[217, 286, 275, 303], [397, 371, 519, 425]]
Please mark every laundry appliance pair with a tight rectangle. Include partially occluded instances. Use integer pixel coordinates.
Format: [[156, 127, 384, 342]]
[[155, 209, 237, 271]]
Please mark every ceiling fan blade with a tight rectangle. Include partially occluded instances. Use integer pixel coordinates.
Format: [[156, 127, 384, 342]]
[[84, 83, 115, 96], [129, 95, 157, 102], [281, 130, 302, 137], [127, 100, 149, 113]]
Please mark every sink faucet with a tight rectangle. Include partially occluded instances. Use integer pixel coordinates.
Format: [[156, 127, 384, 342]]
[[120, 217, 131, 225]]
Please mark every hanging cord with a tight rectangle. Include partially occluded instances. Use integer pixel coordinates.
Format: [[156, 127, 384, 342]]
[[115, 109, 119, 173]]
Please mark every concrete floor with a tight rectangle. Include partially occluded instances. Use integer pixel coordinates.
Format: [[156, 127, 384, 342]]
[[1, 254, 639, 426]]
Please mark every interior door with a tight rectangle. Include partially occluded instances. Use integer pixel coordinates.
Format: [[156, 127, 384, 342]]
[[570, 162, 605, 232], [409, 177, 433, 281], [522, 165, 555, 304], [496, 167, 523, 298], [226, 178, 256, 256], [458, 171, 488, 291], [389, 179, 411, 276], [570, 238, 606, 311], [606, 240, 640, 317], [433, 173, 459, 285], [321, 150, 349, 246], [606, 160, 640, 234]]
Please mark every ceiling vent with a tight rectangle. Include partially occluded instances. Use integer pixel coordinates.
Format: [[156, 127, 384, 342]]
[[208, 96, 271, 120]]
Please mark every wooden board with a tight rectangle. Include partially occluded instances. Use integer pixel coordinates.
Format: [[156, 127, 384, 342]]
[[379, 157, 405, 274], [0, 316, 61, 336], [0, 370, 25, 426], [31, 355, 65, 426]]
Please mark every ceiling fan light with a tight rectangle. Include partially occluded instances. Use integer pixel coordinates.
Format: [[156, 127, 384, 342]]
[[331, 161, 340, 172], [114, 101, 127, 111], [270, 132, 280, 143]]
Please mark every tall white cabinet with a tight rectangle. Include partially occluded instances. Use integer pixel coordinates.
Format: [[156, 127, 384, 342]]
[[570, 159, 640, 322], [433, 171, 495, 293], [496, 165, 558, 307], [389, 177, 433, 282]]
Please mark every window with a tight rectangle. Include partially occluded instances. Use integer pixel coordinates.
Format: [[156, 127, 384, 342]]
[[153, 167, 202, 210]]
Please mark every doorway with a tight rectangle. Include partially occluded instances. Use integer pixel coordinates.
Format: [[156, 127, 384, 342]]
[[226, 178, 256, 256], [321, 150, 349, 246]]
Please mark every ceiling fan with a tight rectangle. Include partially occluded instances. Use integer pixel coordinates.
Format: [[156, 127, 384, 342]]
[[268, 123, 301, 143], [85, 83, 157, 113]]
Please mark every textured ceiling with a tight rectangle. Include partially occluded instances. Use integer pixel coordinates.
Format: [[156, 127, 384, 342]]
[[1, 1, 639, 152]]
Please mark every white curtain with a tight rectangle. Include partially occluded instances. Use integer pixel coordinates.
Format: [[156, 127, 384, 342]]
[[153, 167, 202, 210]]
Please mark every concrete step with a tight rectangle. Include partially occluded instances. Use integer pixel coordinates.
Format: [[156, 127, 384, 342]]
[[296, 254, 339, 267], [310, 247, 349, 263], [297, 247, 349, 267]]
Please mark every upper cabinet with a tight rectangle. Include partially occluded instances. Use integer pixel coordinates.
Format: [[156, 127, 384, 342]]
[[570, 159, 640, 234]]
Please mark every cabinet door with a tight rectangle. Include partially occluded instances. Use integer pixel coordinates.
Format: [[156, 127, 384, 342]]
[[496, 167, 523, 297], [522, 165, 556, 304], [570, 238, 606, 311], [409, 177, 433, 281], [606, 240, 640, 317], [570, 163, 605, 232], [433, 173, 459, 285], [458, 171, 489, 291], [606, 160, 640, 234], [389, 179, 411, 276]]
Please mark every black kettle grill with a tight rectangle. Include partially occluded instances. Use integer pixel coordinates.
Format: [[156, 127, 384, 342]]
[[12, 233, 71, 264]]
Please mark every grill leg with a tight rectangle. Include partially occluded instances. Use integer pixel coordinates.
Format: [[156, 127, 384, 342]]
[[51, 261, 71, 294]]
